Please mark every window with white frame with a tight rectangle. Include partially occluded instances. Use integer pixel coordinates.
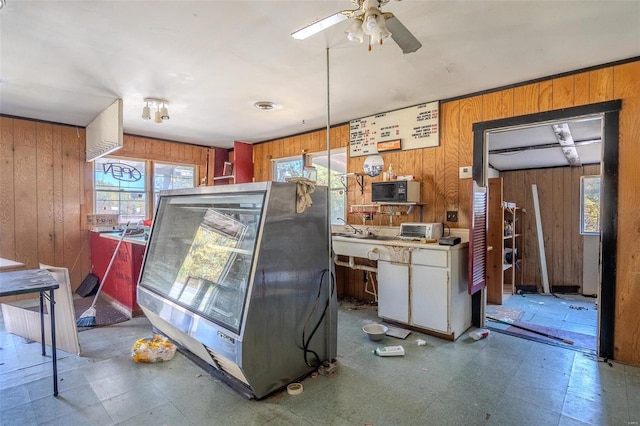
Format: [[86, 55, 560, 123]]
[[580, 175, 601, 235], [94, 157, 196, 223], [272, 148, 347, 224], [273, 156, 304, 182], [153, 162, 197, 206]]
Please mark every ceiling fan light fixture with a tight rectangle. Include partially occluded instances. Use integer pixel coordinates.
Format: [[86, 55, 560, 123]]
[[376, 14, 391, 39], [363, 10, 380, 35], [346, 17, 364, 42]]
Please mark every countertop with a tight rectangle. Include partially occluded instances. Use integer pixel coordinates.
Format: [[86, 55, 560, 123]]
[[98, 231, 147, 246], [331, 234, 468, 251], [331, 225, 469, 251]]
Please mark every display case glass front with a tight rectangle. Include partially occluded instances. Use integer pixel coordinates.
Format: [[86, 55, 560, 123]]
[[138, 192, 264, 333]]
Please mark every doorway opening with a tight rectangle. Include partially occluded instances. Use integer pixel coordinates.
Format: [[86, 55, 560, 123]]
[[470, 100, 621, 359]]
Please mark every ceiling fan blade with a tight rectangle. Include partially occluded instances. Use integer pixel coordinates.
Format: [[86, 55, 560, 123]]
[[291, 12, 350, 40], [385, 15, 422, 54]]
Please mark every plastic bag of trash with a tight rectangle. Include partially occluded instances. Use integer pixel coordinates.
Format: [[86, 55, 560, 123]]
[[131, 334, 177, 363]]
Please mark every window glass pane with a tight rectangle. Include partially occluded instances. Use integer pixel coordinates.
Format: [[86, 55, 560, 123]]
[[138, 192, 265, 333], [311, 149, 347, 225], [96, 191, 146, 224], [94, 158, 145, 192], [311, 150, 346, 188], [273, 158, 303, 182], [581, 175, 601, 235], [153, 163, 196, 210], [154, 163, 195, 192], [94, 157, 147, 224]]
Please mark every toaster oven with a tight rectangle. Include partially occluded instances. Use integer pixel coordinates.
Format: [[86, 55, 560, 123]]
[[399, 222, 444, 240]]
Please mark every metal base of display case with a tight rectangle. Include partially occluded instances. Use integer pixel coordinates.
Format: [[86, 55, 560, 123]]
[[155, 328, 255, 399], [160, 328, 320, 400]]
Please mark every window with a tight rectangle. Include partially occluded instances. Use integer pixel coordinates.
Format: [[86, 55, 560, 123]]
[[273, 156, 303, 182], [272, 149, 347, 224], [94, 157, 196, 223], [580, 175, 601, 235], [310, 149, 347, 225], [153, 163, 197, 207], [95, 158, 147, 224]]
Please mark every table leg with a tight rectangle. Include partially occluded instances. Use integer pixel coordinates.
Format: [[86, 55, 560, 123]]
[[39, 292, 45, 356], [49, 288, 58, 396]]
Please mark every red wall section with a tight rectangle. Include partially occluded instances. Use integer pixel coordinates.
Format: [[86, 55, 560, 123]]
[[90, 232, 145, 317]]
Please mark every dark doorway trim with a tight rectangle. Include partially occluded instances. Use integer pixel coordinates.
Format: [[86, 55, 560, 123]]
[[471, 100, 621, 359]]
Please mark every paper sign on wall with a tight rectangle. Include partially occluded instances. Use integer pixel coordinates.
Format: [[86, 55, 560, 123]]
[[349, 101, 439, 157]]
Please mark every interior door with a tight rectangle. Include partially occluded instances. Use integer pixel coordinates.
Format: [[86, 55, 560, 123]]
[[468, 180, 487, 295]]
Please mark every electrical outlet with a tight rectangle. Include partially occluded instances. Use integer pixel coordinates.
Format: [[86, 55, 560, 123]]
[[459, 166, 472, 179], [446, 211, 458, 222]]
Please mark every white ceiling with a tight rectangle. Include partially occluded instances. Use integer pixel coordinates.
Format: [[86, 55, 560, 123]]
[[488, 116, 603, 171], [1, 1, 639, 150]]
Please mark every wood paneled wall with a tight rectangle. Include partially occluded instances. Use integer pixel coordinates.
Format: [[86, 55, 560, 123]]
[[0, 118, 90, 292], [502, 165, 600, 290], [116, 134, 209, 185], [0, 119, 211, 293], [253, 59, 640, 365]]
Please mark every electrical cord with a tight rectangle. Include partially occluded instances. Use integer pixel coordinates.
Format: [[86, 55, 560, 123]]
[[443, 222, 451, 236], [299, 268, 335, 367]]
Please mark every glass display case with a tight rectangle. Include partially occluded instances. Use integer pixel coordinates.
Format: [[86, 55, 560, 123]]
[[137, 182, 336, 399]]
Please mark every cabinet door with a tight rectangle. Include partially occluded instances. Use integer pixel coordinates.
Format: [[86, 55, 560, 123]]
[[377, 261, 409, 323], [411, 265, 448, 332]]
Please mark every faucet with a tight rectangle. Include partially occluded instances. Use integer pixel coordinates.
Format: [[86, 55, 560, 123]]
[[337, 218, 363, 235]]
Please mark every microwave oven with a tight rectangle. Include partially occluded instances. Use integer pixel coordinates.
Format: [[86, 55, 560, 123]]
[[371, 181, 421, 203]]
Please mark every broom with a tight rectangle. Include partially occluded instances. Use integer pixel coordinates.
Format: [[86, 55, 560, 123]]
[[77, 222, 130, 327]]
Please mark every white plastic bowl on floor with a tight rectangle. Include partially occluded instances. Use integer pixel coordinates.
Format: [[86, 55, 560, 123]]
[[362, 324, 388, 341]]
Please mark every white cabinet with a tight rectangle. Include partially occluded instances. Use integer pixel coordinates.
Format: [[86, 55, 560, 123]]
[[411, 265, 448, 332], [377, 261, 409, 323], [377, 245, 471, 340]]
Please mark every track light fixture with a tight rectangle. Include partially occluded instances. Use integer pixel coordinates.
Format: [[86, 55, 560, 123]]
[[141, 100, 151, 120], [142, 98, 169, 123]]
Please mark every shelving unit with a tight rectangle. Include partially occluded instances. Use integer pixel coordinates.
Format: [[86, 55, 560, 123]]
[[350, 202, 424, 224], [501, 203, 522, 295], [487, 177, 523, 305], [209, 141, 253, 185]]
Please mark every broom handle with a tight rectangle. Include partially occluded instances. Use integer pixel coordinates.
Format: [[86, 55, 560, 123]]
[[487, 315, 574, 345], [88, 222, 130, 310]]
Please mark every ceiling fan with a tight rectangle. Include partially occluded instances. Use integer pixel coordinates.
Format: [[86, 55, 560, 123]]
[[292, 0, 422, 54]]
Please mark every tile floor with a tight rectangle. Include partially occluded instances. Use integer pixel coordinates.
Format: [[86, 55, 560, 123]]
[[488, 293, 598, 352], [1, 301, 638, 425]]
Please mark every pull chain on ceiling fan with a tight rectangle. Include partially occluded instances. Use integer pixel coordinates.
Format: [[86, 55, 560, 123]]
[[292, 0, 422, 54]]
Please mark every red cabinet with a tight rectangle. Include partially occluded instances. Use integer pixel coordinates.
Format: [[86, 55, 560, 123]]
[[90, 232, 145, 317]]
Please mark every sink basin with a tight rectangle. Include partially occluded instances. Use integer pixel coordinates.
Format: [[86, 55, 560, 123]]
[[332, 232, 371, 239], [332, 233, 399, 241], [367, 235, 400, 241]]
